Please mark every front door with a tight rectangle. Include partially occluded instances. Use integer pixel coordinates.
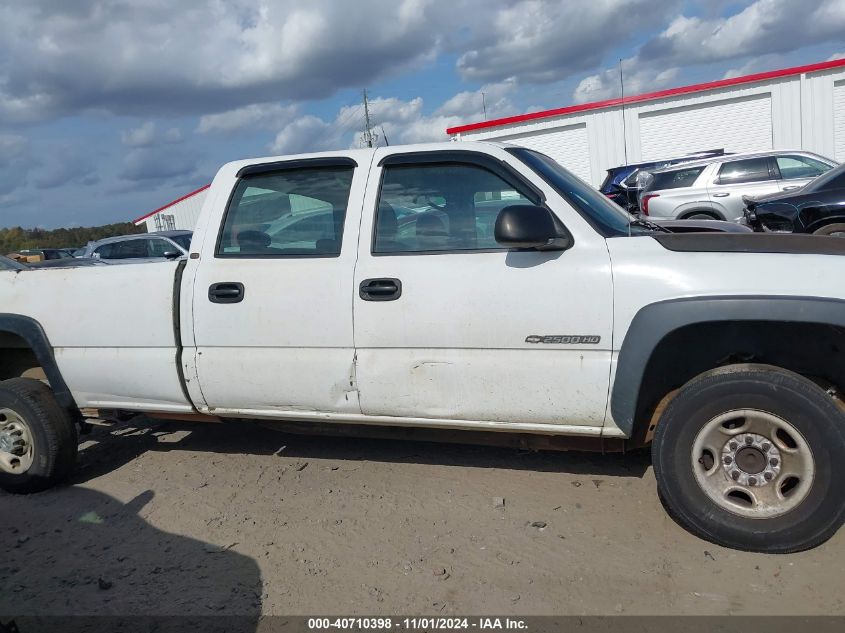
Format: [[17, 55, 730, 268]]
[[189, 155, 367, 418], [352, 147, 614, 430]]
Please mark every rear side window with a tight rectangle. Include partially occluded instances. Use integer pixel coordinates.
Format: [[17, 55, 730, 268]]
[[716, 158, 772, 185], [649, 167, 704, 191], [775, 155, 831, 180], [218, 165, 354, 257]]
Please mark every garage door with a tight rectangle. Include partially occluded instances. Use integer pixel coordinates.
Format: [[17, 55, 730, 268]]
[[835, 81, 845, 162], [639, 94, 773, 161], [497, 123, 591, 183]]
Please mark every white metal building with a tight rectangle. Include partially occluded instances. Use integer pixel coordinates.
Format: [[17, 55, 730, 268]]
[[133, 184, 209, 232], [448, 58, 845, 186]]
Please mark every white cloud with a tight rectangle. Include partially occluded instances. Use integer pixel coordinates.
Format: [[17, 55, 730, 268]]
[[455, 0, 679, 83], [0, 0, 686, 123], [638, 0, 845, 66], [121, 121, 182, 147], [573, 66, 679, 104], [197, 103, 299, 135], [575, 0, 845, 104], [120, 147, 197, 182], [827, 52, 845, 61], [270, 82, 518, 154], [0, 0, 454, 122]]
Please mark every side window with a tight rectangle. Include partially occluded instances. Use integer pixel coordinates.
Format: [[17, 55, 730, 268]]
[[716, 158, 772, 185], [649, 167, 704, 191], [775, 155, 831, 180], [374, 163, 531, 254], [218, 165, 354, 257], [108, 240, 148, 259]]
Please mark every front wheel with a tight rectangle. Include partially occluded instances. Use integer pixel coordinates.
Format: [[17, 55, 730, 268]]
[[0, 378, 78, 494], [652, 364, 845, 553]]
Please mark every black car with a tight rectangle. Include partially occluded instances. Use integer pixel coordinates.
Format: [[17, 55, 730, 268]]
[[743, 163, 845, 235], [600, 149, 729, 213]]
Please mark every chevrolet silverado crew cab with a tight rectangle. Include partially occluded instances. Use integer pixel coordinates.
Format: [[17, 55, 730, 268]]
[[1, 142, 843, 553]]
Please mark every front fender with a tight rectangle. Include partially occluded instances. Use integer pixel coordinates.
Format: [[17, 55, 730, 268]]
[[0, 313, 80, 420], [611, 295, 845, 437]]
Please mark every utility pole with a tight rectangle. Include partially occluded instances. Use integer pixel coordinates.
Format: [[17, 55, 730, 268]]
[[619, 58, 628, 166], [481, 91, 487, 120], [362, 88, 374, 148]]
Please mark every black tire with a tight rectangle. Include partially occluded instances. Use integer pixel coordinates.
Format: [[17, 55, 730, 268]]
[[812, 223, 845, 237], [0, 378, 78, 494], [652, 364, 845, 553], [682, 211, 719, 220]]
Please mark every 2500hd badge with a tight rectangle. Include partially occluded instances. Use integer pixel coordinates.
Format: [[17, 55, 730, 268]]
[[524, 334, 601, 344]]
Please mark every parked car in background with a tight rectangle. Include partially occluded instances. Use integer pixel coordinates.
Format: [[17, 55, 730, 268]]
[[638, 150, 837, 222], [5, 248, 75, 263], [601, 149, 729, 213], [743, 163, 845, 235], [80, 230, 192, 263], [0, 255, 27, 271]]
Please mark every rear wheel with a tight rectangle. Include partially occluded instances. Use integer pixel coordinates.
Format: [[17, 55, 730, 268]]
[[652, 364, 845, 552], [683, 211, 719, 220], [0, 378, 78, 494], [812, 223, 845, 237]]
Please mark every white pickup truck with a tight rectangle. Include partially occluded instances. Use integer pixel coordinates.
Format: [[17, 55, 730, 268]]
[[1, 142, 843, 552]]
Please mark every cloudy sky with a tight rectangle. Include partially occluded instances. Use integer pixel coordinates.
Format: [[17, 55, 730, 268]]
[[1, 0, 844, 229]]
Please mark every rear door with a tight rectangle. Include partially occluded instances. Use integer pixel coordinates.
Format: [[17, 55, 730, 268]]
[[707, 157, 780, 220], [352, 147, 614, 430], [188, 155, 367, 418]]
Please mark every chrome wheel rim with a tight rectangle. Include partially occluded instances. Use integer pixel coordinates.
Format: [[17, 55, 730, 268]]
[[691, 409, 815, 519], [0, 408, 35, 475]]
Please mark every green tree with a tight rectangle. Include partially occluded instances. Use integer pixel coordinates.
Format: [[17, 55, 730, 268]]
[[0, 223, 145, 255]]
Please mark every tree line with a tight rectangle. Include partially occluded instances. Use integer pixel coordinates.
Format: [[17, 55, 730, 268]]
[[0, 223, 145, 254]]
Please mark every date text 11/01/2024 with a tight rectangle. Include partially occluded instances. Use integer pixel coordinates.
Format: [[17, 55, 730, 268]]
[[307, 617, 528, 630]]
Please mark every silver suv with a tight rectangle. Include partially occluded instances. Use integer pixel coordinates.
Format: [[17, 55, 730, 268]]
[[638, 150, 837, 222], [81, 231, 192, 264]]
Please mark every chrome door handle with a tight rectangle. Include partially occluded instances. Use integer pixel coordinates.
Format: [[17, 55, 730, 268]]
[[712, 193, 730, 197]]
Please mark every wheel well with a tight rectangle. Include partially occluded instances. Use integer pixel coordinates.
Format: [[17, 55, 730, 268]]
[[0, 331, 45, 380], [679, 209, 723, 220], [630, 320, 845, 444], [807, 218, 845, 234]]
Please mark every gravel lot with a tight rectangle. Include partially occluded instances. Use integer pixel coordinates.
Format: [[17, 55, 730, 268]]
[[1, 416, 843, 617]]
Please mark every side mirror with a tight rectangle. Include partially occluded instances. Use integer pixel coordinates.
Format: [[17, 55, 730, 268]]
[[494, 205, 572, 251], [162, 251, 182, 260]]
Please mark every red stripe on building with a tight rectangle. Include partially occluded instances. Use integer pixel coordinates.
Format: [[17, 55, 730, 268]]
[[132, 184, 211, 224], [446, 57, 845, 136]]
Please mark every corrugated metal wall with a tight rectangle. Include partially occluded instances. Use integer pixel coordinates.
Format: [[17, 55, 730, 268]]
[[142, 188, 209, 232], [456, 66, 845, 186]]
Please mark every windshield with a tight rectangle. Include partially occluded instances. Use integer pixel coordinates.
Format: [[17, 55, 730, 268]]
[[508, 147, 648, 237]]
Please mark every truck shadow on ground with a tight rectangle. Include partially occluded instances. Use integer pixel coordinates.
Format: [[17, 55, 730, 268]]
[[69, 416, 652, 486], [1, 485, 262, 627]]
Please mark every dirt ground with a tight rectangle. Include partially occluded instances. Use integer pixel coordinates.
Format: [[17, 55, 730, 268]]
[[1, 416, 843, 617]]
